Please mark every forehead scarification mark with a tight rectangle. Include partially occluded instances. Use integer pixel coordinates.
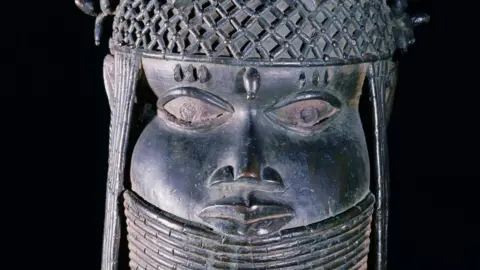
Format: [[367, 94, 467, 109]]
[[323, 67, 337, 86], [242, 67, 261, 100], [323, 70, 330, 86], [174, 64, 183, 82], [198, 65, 210, 83], [312, 70, 320, 86], [186, 64, 197, 82], [172, 64, 209, 84], [298, 71, 306, 89]]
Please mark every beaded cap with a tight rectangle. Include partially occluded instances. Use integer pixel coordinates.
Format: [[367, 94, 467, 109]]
[[112, 0, 395, 65], [76, 0, 429, 65]]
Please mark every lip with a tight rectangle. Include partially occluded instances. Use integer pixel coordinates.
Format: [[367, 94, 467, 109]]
[[198, 200, 294, 237]]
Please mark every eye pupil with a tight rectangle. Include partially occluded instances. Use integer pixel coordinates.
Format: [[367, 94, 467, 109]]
[[179, 103, 197, 122], [299, 107, 319, 124]]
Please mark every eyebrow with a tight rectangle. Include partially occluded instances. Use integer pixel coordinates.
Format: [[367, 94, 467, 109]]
[[266, 90, 342, 112], [158, 87, 234, 113]]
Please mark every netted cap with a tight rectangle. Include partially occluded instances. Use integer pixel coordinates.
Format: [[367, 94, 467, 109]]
[[110, 0, 396, 65]]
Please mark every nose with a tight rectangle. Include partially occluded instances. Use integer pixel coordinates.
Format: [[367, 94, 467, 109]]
[[208, 113, 284, 191], [235, 123, 261, 182]]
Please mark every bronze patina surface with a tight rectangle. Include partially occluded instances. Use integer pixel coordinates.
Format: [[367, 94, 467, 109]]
[[76, 0, 428, 269]]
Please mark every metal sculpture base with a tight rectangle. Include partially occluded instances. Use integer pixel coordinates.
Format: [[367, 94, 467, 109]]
[[124, 190, 374, 269]]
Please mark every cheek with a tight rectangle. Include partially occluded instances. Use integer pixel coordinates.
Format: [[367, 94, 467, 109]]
[[305, 121, 370, 199], [131, 119, 233, 200], [261, 113, 369, 185]]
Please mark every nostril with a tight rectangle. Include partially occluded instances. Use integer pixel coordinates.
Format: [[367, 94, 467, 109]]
[[262, 167, 283, 186], [208, 166, 234, 186], [208, 166, 284, 192]]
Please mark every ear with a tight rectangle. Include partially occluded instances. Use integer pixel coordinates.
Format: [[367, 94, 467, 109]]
[[103, 54, 115, 108]]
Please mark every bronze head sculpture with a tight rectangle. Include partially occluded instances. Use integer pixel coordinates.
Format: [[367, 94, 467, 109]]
[[76, 0, 428, 269]]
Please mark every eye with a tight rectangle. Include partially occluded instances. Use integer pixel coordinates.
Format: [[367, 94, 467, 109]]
[[160, 96, 231, 129], [266, 99, 340, 133]]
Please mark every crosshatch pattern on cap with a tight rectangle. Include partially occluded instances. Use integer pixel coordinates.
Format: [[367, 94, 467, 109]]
[[112, 0, 396, 65]]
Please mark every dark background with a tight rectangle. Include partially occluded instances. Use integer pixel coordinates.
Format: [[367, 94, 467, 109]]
[[6, 0, 477, 269]]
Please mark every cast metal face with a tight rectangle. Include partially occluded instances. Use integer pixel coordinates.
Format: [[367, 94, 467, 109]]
[[130, 57, 370, 237]]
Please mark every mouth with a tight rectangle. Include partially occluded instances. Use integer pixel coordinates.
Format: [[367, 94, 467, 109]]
[[198, 198, 294, 237]]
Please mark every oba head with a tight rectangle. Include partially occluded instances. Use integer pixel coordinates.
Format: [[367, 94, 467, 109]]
[[99, 0, 409, 238], [73, 0, 428, 269]]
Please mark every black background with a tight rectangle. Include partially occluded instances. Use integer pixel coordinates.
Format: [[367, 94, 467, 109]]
[[6, 0, 478, 269]]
